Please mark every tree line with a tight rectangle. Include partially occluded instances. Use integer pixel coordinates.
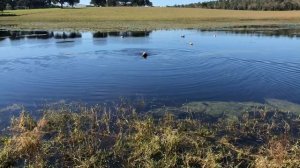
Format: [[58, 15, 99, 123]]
[[173, 0, 300, 11], [0, 0, 79, 10], [91, 0, 152, 7], [0, 0, 152, 11]]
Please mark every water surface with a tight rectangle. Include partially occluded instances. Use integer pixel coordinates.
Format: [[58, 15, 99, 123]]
[[1, 29, 300, 108]]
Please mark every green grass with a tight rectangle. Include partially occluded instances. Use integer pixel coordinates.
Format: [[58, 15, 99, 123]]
[[2, 7, 300, 30], [0, 103, 300, 167]]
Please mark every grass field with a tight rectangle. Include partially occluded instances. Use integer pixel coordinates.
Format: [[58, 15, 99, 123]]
[[1, 7, 300, 31]]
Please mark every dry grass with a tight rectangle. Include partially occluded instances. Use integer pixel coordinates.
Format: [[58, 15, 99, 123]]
[[0, 103, 300, 167], [1, 7, 300, 31]]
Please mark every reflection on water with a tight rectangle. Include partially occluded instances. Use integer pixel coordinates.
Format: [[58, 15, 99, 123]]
[[94, 31, 152, 38], [93, 32, 108, 38], [54, 32, 82, 39], [2, 27, 298, 40], [0, 30, 54, 40], [203, 25, 300, 38], [0, 30, 152, 40]]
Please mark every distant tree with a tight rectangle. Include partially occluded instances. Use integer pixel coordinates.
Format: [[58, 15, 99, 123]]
[[3, 0, 80, 9], [7, 0, 17, 9], [14, 0, 48, 8], [67, 0, 79, 7], [175, 0, 300, 11], [132, 0, 152, 6], [16, 0, 26, 8], [0, 0, 7, 12], [90, 0, 152, 7], [46, 0, 52, 6], [29, 0, 48, 8], [52, 0, 65, 8], [107, 0, 116, 6], [90, 0, 105, 7]]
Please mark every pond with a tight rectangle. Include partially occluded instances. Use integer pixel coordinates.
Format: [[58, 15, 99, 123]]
[[0, 29, 300, 111]]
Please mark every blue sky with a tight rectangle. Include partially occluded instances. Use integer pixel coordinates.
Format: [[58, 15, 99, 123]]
[[80, 0, 204, 6]]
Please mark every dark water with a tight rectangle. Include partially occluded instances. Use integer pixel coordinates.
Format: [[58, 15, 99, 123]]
[[1, 29, 300, 108]]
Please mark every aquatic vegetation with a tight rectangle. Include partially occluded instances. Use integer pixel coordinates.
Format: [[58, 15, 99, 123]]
[[0, 103, 300, 167], [149, 99, 300, 118]]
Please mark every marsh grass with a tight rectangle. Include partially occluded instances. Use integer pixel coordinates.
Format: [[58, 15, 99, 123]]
[[1, 8, 300, 31], [0, 103, 300, 167]]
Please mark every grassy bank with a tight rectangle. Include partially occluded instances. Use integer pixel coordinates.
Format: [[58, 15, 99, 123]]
[[0, 103, 300, 167], [1, 7, 300, 31]]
